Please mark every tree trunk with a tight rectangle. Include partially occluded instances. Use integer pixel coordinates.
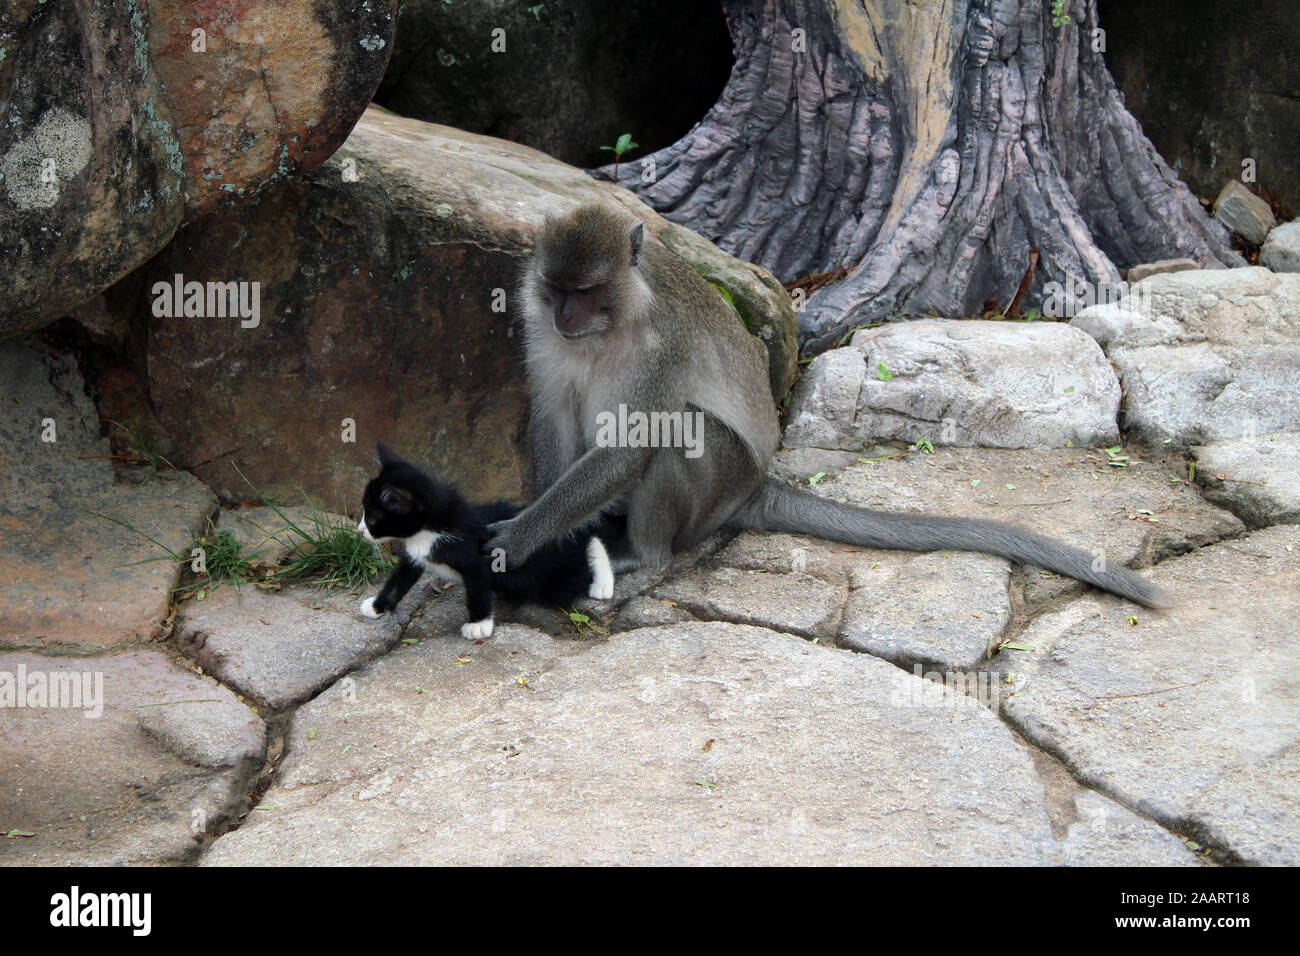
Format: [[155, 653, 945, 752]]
[[603, 0, 1241, 354]]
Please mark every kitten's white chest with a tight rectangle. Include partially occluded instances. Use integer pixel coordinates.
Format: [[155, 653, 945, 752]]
[[405, 531, 464, 584]]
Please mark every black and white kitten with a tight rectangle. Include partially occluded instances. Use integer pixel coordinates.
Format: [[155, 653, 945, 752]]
[[357, 443, 619, 639]]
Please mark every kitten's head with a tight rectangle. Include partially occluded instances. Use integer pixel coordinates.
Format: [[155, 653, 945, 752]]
[[358, 442, 453, 543]]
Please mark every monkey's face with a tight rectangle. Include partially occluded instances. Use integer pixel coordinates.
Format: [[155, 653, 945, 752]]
[[530, 205, 647, 340], [547, 279, 614, 339]]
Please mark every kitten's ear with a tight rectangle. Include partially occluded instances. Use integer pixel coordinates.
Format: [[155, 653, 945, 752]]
[[376, 442, 402, 468], [379, 483, 415, 513]]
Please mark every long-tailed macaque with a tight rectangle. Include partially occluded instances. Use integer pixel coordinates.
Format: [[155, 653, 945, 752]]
[[484, 203, 1168, 609]]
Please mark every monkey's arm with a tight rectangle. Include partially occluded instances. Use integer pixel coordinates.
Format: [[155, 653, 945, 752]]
[[485, 444, 652, 566], [528, 402, 574, 496]]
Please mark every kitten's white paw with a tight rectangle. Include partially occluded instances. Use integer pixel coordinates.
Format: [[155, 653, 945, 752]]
[[359, 596, 382, 619], [461, 617, 494, 640], [587, 537, 615, 600]]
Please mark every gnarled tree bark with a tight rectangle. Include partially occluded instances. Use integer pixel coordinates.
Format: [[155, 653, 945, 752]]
[[603, 0, 1241, 354]]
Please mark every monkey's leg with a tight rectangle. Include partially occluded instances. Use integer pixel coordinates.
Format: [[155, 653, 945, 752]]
[[618, 417, 765, 570]]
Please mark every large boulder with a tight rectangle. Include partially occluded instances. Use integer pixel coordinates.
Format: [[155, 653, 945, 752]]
[[1071, 267, 1300, 451], [0, 0, 396, 340], [0, 337, 215, 649], [86, 108, 797, 507], [784, 320, 1120, 451]]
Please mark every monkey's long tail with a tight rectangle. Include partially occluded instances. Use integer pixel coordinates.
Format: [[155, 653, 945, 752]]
[[731, 478, 1173, 609]]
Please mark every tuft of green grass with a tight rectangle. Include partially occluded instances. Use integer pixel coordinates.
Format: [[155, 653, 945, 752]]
[[233, 464, 395, 591], [90, 466, 396, 602], [105, 420, 175, 475], [273, 512, 395, 590]]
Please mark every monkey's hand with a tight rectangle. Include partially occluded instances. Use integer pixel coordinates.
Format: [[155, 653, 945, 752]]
[[483, 516, 534, 568], [484, 445, 650, 567]]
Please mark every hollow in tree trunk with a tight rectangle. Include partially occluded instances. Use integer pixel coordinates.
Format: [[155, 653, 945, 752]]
[[603, 0, 1241, 354]]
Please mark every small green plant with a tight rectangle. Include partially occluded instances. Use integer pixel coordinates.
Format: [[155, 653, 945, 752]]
[[1051, 0, 1071, 28], [106, 420, 175, 475], [875, 361, 893, 381], [187, 520, 260, 597], [599, 132, 639, 178], [272, 511, 395, 590], [91, 466, 396, 600], [914, 438, 935, 455], [234, 465, 395, 591], [565, 608, 607, 637]]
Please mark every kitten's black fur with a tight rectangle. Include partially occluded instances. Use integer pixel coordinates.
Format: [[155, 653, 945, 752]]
[[358, 443, 622, 639]]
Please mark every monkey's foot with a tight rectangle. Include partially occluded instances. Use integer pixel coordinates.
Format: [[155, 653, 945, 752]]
[[359, 596, 383, 619]]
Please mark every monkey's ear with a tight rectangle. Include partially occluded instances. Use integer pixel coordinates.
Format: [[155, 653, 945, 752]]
[[629, 221, 645, 267], [376, 442, 402, 468]]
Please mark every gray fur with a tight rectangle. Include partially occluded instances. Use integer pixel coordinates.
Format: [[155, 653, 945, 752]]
[[493, 203, 1169, 610]]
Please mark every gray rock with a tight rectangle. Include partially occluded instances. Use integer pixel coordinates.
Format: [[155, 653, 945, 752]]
[[1060, 791, 1200, 866], [653, 567, 844, 641], [136, 691, 267, 771], [0, 336, 111, 512], [0, 648, 264, 865], [781, 347, 866, 450], [1115, 343, 1300, 449], [609, 595, 694, 633], [1126, 259, 1201, 283], [784, 320, 1120, 451], [1070, 306, 1164, 351], [1074, 268, 1300, 450], [1212, 180, 1277, 243], [1260, 220, 1300, 273], [1125, 266, 1300, 345], [173, 583, 425, 710], [202, 622, 1174, 866], [1193, 432, 1300, 525], [999, 526, 1300, 864], [839, 551, 1011, 671], [0, 338, 217, 649]]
